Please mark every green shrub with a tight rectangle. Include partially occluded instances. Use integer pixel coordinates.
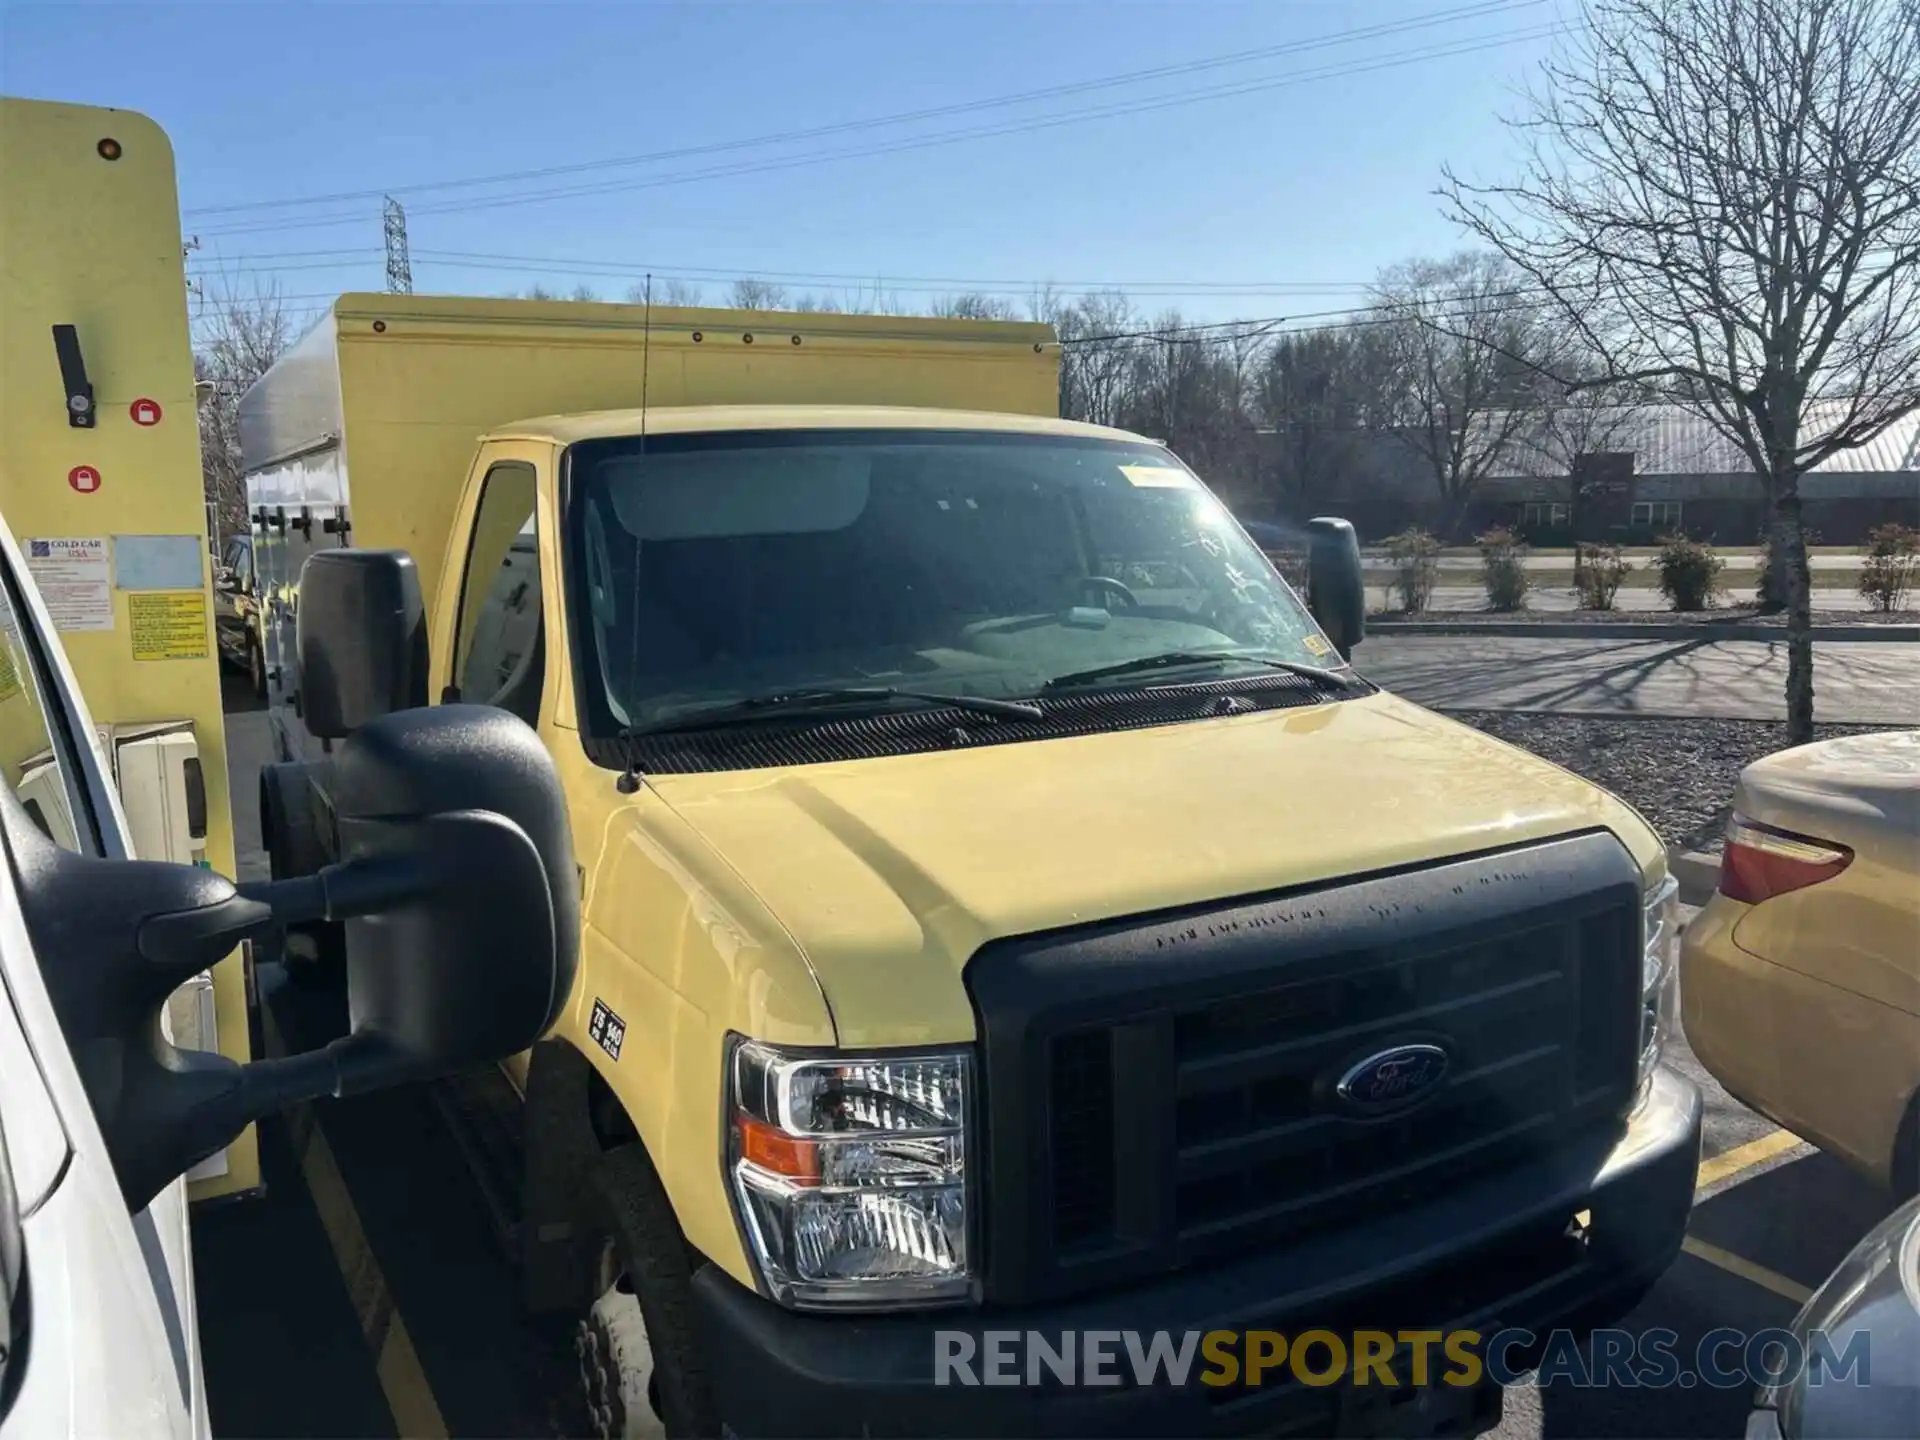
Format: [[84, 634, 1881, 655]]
[[1573, 542, 1632, 610], [1476, 527, 1530, 611], [1858, 522, 1920, 613], [1655, 534, 1724, 611], [1384, 527, 1442, 613]]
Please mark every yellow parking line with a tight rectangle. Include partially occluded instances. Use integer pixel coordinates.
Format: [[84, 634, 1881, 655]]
[[1680, 1237, 1815, 1305], [261, 1005, 449, 1439], [1696, 1129, 1805, 1192]]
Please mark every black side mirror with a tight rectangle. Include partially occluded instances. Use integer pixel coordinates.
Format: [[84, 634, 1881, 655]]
[[1, 705, 578, 1211], [298, 549, 429, 738], [1305, 516, 1366, 660]]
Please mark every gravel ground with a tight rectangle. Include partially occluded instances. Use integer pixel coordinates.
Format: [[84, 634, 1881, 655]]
[[1370, 606, 1913, 625], [1453, 712, 1914, 852]]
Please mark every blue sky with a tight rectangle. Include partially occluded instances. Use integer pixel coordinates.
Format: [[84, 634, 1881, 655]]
[[1, 1, 1564, 330]]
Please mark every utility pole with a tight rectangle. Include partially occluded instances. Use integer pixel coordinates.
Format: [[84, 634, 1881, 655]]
[[382, 197, 413, 294]]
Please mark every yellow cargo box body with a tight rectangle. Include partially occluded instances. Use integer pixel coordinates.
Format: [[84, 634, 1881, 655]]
[[0, 97, 257, 1200]]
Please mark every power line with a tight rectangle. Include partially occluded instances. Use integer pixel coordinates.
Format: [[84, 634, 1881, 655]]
[[189, 246, 1380, 293], [190, 20, 1562, 239], [181, 1, 1543, 219]]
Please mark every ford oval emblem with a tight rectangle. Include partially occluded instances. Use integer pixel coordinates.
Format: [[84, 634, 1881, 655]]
[[1334, 1043, 1451, 1116]]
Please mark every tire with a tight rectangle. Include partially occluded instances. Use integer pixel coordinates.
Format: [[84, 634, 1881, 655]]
[[581, 1143, 721, 1440], [247, 634, 267, 698]]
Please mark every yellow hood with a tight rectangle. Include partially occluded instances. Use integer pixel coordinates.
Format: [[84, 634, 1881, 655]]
[[649, 691, 1663, 1046]]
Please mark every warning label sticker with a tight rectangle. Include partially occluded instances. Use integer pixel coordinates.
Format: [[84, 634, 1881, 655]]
[[128, 590, 209, 661], [25, 537, 113, 632]]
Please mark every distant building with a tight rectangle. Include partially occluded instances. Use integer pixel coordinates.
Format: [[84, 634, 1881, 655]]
[[1243, 404, 1919, 544]]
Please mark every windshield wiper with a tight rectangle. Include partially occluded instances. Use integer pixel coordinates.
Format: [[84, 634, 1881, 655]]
[[1041, 650, 1358, 693], [636, 686, 1043, 736]]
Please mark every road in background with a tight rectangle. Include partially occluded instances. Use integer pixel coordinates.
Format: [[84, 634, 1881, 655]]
[[1363, 586, 1884, 613], [1357, 635, 1919, 721]]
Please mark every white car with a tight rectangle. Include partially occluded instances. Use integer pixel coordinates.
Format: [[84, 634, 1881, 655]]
[[0, 512, 205, 1437]]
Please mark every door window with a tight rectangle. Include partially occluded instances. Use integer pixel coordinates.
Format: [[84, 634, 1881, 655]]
[[0, 561, 102, 857], [450, 462, 543, 725]]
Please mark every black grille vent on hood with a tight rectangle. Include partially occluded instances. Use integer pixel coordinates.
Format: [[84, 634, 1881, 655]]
[[593, 670, 1369, 776]]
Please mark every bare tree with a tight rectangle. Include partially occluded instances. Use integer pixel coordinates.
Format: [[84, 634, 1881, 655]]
[[193, 281, 293, 541], [1444, 0, 1920, 741], [1520, 364, 1645, 533], [1373, 251, 1558, 534], [1252, 328, 1398, 516], [930, 292, 1018, 320], [1044, 290, 1142, 427], [522, 283, 600, 301], [627, 278, 706, 307], [728, 278, 791, 311]]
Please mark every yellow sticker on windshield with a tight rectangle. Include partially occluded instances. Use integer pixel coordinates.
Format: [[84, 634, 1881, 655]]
[[1118, 464, 1198, 489], [1302, 633, 1333, 657]]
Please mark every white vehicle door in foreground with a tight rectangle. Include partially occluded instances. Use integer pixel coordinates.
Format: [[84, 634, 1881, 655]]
[[0, 509, 202, 1440]]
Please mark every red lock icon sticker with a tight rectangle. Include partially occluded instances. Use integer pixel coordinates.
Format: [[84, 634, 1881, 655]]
[[69, 465, 103, 494], [130, 397, 163, 427]]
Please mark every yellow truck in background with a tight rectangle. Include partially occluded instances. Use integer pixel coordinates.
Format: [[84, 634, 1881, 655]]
[[244, 291, 1703, 1438]]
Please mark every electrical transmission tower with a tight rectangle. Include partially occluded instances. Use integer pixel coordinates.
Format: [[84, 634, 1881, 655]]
[[382, 197, 413, 294]]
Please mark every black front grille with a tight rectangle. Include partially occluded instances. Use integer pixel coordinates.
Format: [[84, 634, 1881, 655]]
[[968, 833, 1644, 1305]]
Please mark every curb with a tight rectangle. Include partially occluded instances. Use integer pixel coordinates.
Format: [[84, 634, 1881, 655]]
[[1367, 620, 1918, 641], [1668, 848, 1723, 908]]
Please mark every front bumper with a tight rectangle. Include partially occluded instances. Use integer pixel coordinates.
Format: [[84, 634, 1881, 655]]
[[692, 1066, 1702, 1438]]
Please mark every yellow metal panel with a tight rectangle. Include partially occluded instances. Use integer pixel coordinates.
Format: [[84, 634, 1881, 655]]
[[0, 98, 257, 1199]]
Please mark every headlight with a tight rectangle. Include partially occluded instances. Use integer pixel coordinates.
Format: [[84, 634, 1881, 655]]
[[726, 1038, 973, 1310], [1638, 873, 1681, 1102]]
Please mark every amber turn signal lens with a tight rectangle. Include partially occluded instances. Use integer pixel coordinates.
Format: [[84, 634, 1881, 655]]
[[735, 1115, 820, 1183]]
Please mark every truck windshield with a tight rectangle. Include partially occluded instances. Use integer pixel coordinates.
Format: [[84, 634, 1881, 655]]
[[565, 428, 1335, 732]]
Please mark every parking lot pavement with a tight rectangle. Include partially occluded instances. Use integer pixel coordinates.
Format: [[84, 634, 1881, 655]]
[[1356, 634, 1920, 722], [195, 694, 1901, 1439]]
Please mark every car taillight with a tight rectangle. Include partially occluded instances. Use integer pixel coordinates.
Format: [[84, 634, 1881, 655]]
[[1718, 813, 1853, 904]]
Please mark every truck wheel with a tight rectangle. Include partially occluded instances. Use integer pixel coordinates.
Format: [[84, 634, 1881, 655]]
[[247, 635, 266, 698], [578, 1144, 720, 1440]]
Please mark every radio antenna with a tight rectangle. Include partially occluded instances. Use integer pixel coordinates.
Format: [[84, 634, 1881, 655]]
[[639, 272, 653, 440], [617, 273, 654, 795]]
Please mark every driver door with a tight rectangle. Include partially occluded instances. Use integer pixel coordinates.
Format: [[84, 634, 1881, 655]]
[[0, 511, 202, 1438]]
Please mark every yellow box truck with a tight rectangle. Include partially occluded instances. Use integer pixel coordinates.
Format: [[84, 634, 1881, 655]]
[[244, 292, 1700, 1437]]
